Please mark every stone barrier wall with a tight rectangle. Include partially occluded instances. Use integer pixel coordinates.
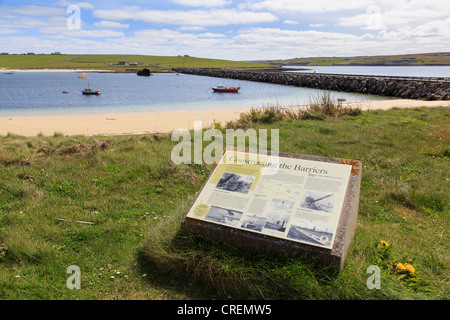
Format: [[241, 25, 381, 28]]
[[173, 68, 450, 101]]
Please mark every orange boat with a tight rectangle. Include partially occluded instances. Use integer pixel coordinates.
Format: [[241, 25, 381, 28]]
[[212, 85, 240, 93]]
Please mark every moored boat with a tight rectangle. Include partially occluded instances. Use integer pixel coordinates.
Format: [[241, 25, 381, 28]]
[[82, 88, 101, 95], [212, 85, 240, 93], [82, 81, 101, 95]]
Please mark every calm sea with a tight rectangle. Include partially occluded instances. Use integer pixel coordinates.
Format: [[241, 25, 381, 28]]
[[285, 65, 450, 78], [2, 67, 444, 116]]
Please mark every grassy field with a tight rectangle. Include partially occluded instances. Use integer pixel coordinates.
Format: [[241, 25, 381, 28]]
[[2, 52, 448, 72], [0, 106, 448, 300], [0, 54, 274, 72], [271, 52, 450, 66]]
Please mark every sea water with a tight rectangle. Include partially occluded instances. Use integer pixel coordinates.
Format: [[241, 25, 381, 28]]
[[0, 71, 393, 116]]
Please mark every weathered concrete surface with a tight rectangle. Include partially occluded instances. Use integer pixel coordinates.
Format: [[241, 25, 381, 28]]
[[181, 151, 362, 271], [173, 68, 450, 101]]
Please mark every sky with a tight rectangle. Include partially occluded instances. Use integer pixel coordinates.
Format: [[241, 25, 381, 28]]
[[0, 0, 448, 60]]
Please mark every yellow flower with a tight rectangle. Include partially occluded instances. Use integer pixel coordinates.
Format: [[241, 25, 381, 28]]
[[380, 240, 390, 247], [404, 263, 415, 273], [396, 263, 407, 272]]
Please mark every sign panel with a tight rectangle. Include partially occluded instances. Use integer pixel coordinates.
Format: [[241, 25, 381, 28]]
[[186, 149, 353, 249]]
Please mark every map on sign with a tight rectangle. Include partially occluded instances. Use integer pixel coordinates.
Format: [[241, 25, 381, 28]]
[[186, 149, 352, 249]]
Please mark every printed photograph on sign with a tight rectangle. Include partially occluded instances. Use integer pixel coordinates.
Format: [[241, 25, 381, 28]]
[[263, 199, 295, 233], [205, 206, 243, 227], [287, 221, 334, 248], [240, 214, 266, 232], [300, 191, 336, 213], [215, 172, 255, 194]]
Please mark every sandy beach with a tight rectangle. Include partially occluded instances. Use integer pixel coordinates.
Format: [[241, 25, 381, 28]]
[[1, 68, 113, 73], [0, 108, 249, 136], [0, 99, 448, 137]]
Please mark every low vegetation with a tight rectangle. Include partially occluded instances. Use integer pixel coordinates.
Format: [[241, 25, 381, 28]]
[[0, 105, 448, 300], [215, 92, 362, 130], [275, 52, 450, 67], [0, 54, 274, 72]]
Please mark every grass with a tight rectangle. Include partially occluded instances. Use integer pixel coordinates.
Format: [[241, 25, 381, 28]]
[[0, 54, 275, 72], [213, 92, 363, 130], [0, 106, 448, 300]]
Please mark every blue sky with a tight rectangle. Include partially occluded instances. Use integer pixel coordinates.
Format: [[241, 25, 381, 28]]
[[0, 0, 448, 60]]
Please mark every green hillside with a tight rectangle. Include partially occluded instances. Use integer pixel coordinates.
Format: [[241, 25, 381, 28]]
[[268, 52, 450, 66], [0, 54, 275, 72]]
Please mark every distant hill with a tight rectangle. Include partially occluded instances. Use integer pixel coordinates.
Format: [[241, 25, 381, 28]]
[[0, 54, 275, 72], [261, 52, 450, 67]]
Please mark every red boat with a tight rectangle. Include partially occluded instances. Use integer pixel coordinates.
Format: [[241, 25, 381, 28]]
[[212, 85, 240, 93], [82, 88, 101, 95]]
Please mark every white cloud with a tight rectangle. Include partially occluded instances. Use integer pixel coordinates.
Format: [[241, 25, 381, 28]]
[[309, 23, 325, 28], [92, 6, 139, 21], [0, 28, 22, 35], [283, 20, 298, 25], [57, 1, 95, 10], [170, 0, 231, 7], [198, 32, 226, 38], [412, 17, 450, 38], [94, 21, 129, 28], [93, 8, 278, 26], [240, 0, 372, 13], [178, 26, 207, 31], [0, 5, 65, 17], [339, 1, 450, 30], [64, 29, 125, 38]]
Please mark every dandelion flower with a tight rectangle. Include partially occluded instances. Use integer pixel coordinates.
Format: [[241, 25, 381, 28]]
[[396, 263, 407, 272], [381, 240, 390, 247], [405, 263, 415, 273]]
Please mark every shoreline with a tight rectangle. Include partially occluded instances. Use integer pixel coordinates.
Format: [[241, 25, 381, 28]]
[[0, 108, 248, 137], [1, 68, 114, 73], [0, 68, 145, 74], [0, 100, 448, 137]]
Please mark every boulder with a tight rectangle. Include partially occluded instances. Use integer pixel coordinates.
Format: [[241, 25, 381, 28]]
[[137, 68, 151, 76]]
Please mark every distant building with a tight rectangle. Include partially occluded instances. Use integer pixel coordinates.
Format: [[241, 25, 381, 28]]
[[128, 62, 138, 66], [118, 61, 126, 65]]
